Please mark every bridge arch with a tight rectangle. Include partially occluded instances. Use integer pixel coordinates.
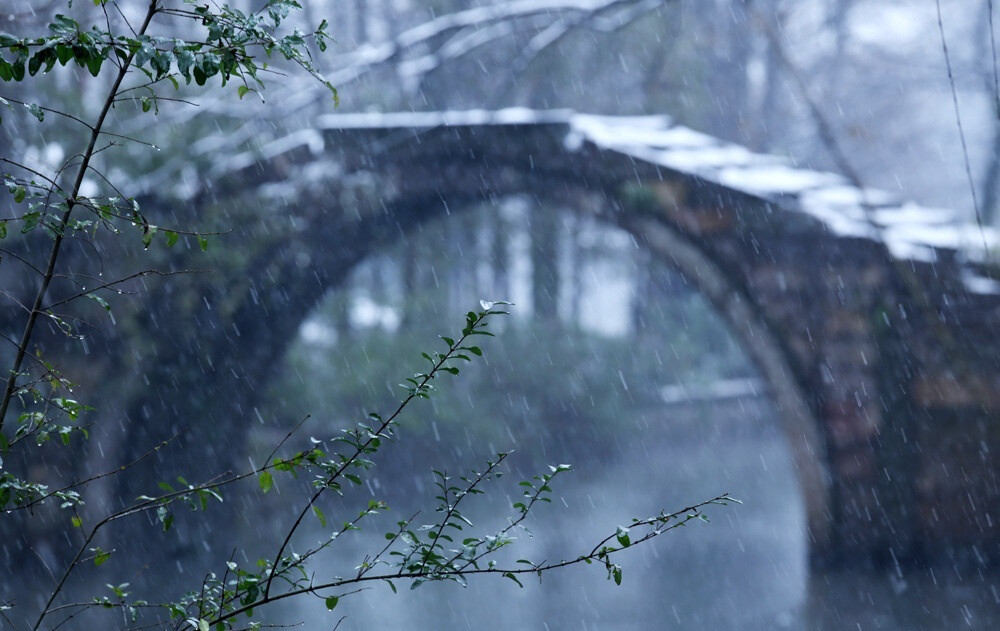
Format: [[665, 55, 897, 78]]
[[210, 113, 833, 559], [252, 183, 831, 556], [616, 213, 830, 555], [147, 109, 1000, 567]]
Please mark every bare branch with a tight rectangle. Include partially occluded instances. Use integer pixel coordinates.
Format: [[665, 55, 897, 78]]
[[41, 269, 205, 312]]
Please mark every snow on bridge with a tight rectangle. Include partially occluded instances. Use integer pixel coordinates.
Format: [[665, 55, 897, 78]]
[[270, 107, 1000, 295]]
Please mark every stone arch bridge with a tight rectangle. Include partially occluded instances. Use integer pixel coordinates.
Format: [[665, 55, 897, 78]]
[[138, 109, 1000, 567]]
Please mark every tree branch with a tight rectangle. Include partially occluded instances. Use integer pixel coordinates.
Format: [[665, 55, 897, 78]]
[[0, 0, 160, 434]]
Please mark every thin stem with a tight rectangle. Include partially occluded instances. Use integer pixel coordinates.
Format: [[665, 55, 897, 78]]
[[0, 158, 65, 193], [213, 495, 733, 626], [936, 0, 989, 250], [0, 97, 95, 131], [8, 434, 178, 513], [32, 527, 98, 631], [358, 512, 419, 579], [416, 457, 506, 575], [261, 312, 491, 599], [258, 415, 312, 470], [0, 0, 160, 434], [990, 0, 1000, 118], [41, 269, 201, 311]]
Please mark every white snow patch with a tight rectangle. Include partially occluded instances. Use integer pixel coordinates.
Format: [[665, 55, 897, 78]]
[[655, 145, 777, 171], [718, 165, 844, 195], [962, 272, 1000, 295], [800, 185, 896, 209], [263, 128, 324, 158], [318, 108, 571, 130], [492, 107, 550, 124], [883, 223, 998, 252], [573, 116, 713, 150], [571, 113, 671, 132], [883, 238, 938, 263], [873, 203, 956, 227], [659, 378, 766, 404], [802, 211, 878, 240]]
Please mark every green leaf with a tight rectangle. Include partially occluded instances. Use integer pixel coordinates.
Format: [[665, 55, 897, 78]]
[[11, 49, 25, 82], [71, 515, 82, 528], [28, 52, 43, 76], [141, 97, 152, 113], [133, 40, 154, 69], [85, 54, 102, 77], [197, 235, 208, 252], [312, 505, 327, 528], [258, 471, 273, 494], [615, 525, 630, 548], [502, 572, 523, 588], [86, 293, 111, 312], [237, 85, 249, 99], [93, 548, 111, 566], [324, 596, 338, 610], [175, 47, 195, 80], [157, 505, 174, 532], [26, 103, 43, 122], [150, 52, 170, 79], [49, 14, 79, 34], [12, 186, 26, 203], [56, 44, 73, 66], [21, 211, 40, 233], [198, 619, 210, 631], [164, 230, 179, 247], [142, 225, 157, 248]]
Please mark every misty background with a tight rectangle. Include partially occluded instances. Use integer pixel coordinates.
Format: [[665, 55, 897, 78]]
[[1, 1, 999, 629]]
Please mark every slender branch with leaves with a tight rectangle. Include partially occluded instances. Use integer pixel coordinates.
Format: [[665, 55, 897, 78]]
[[0, 0, 334, 508], [0, 2, 732, 630]]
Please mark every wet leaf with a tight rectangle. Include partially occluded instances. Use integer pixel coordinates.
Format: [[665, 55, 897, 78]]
[[312, 505, 326, 527], [258, 471, 273, 494]]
